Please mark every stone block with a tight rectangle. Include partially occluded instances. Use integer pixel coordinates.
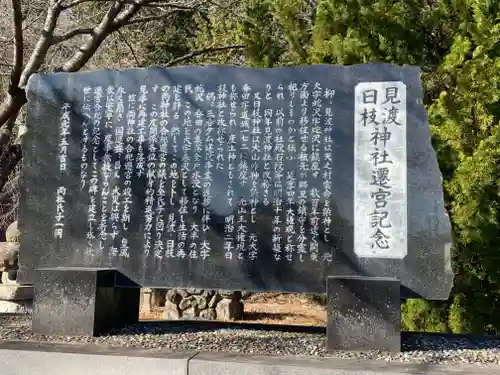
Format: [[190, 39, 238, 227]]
[[164, 300, 181, 320], [32, 267, 139, 336], [326, 276, 400, 352]]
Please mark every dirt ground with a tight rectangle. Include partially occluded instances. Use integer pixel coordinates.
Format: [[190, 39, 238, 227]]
[[139, 292, 327, 326]]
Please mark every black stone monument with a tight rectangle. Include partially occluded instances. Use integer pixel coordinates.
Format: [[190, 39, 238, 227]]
[[19, 64, 453, 350]]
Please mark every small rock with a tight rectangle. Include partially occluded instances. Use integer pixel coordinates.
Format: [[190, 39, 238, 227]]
[[166, 290, 182, 305], [163, 301, 181, 320], [177, 289, 189, 298], [196, 296, 208, 310], [5, 221, 19, 243], [182, 306, 199, 319], [199, 308, 216, 320], [0, 242, 19, 270], [208, 293, 222, 308], [187, 289, 203, 294], [179, 296, 195, 311], [202, 290, 215, 299], [215, 298, 243, 320]]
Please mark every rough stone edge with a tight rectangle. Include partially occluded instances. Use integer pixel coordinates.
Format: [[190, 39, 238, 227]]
[[0, 340, 497, 375]]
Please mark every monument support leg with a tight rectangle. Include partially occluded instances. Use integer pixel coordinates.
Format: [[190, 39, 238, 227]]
[[32, 267, 140, 336], [326, 276, 400, 352]]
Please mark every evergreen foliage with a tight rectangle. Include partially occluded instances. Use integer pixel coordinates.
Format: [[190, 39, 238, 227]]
[[143, 0, 500, 333]]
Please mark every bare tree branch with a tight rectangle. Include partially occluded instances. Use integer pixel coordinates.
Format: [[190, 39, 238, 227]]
[[52, 28, 94, 44], [9, 0, 24, 94], [19, 3, 62, 87], [116, 29, 141, 66], [139, 1, 201, 9], [61, 1, 127, 71], [59, 0, 113, 10], [166, 44, 244, 66], [110, 2, 146, 29], [121, 12, 181, 25], [112, 1, 205, 28], [60, 0, 198, 11]]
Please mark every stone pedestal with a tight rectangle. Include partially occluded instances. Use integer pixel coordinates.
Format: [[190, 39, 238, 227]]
[[32, 268, 140, 336], [326, 276, 401, 352]]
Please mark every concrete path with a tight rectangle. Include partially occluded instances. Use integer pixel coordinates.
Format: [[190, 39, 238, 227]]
[[0, 340, 497, 375]]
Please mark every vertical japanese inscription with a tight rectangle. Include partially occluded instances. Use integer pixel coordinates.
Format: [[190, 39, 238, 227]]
[[183, 94, 194, 259], [154, 84, 171, 259], [284, 82, 298, 262], [309, 82, 322, 262], [109, 86, 125, 258], [224, 85, 238, 260], [50, 73, 346, 266], [249, 86, 261, 261], [119, 91, 136, 258], [85, 86, 103, 257], [171, 85, 182, 258], [322, 91, 335, 263], [297, 82, 309, 262], [354, 82, 407, 258], [201, 89, 213, 260], [144, 86, 158, 259], [54, 101, 70, 240], [80, 88, 91, 191], [236, 84, 251, 260], [272, 87, 285, 262], [100, 86, 114, 255]]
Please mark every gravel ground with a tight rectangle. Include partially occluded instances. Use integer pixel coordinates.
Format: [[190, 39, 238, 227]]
[[1, 315, 500, 365]]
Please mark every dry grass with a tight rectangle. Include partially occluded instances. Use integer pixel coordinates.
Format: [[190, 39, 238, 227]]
[[139, 292, 327, 327]]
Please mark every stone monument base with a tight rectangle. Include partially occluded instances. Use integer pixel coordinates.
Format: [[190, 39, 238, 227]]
[[32, 267, 140, 336], [326, 276, 401, 352]]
